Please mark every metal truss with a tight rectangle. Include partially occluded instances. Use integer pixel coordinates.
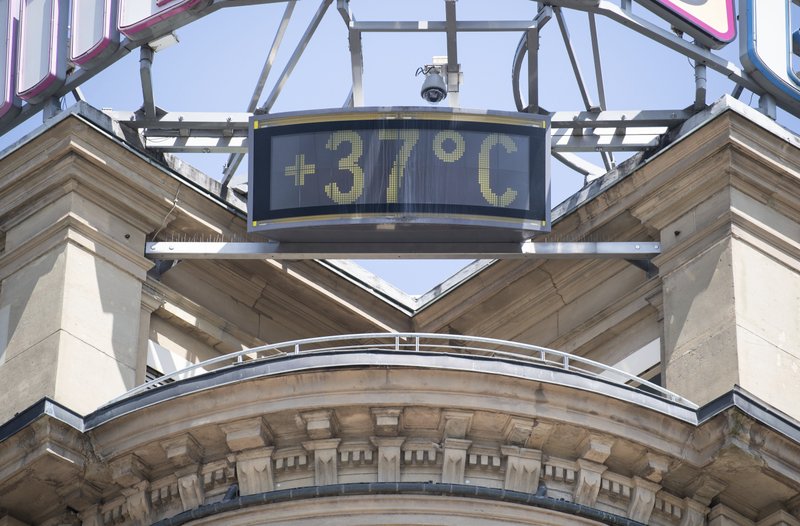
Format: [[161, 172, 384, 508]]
[[105, 108, 690, 157], [0, 0, 774, 184]]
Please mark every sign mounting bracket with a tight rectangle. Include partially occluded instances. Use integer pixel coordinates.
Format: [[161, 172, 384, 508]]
[[145, 241, 661, 261]]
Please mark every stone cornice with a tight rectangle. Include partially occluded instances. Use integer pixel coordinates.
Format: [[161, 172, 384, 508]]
[[3, 367, 800, 525], [0, 211, 153, 281]]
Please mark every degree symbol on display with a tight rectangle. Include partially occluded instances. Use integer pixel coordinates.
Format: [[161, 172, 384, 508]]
[[433, 131, 466, 163]]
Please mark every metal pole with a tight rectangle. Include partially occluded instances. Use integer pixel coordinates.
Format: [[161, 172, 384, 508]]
[[139, 46, 156, 120]]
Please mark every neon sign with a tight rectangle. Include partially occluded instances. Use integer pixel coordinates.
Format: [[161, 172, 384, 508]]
[[17, 0, 68, 104], [740, 0, 800, 109], [118, 0, 211, 41], [0, 0, 20, 124], [635, 0, 736, 49], [70, 0, 119, 69], [2, 1, 800, 127]]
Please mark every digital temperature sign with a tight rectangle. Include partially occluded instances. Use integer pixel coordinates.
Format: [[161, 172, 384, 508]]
[[248, 109, 549, 242]]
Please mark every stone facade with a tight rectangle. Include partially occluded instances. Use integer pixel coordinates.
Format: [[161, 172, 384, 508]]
[[0, 98, 800, 525]]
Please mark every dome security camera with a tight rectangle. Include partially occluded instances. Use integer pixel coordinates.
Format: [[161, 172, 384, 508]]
[[419, 68, 448, 103]]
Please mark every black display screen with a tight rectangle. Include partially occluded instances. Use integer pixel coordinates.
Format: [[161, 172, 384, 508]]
[[249, 115, 548, 229]]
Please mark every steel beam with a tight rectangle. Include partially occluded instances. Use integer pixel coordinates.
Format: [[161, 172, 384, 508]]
[[348, 28, 365, 106], [551, 127, 664, 152], [112, 109, 688, 130], [444, 0, 461, 107], [143, 136, 247, 153], [550, 109, 689, 128], [351, 20, 543, 32], [122, 108, 683, 155], [146, 241, 661, 260], [512, 6, 552, 112], [259, 0, 333, 114], [554, 7, 596, 111], [552, 151, 606, 178], [107, 111, 252, 129], [139, 47, 156, 120], [222, 0, 296, 186]]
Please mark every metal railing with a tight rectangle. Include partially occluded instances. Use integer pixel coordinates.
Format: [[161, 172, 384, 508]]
[[111, 333, 696, 407]]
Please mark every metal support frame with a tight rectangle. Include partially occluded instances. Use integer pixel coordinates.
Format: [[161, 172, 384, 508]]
[[759, 93, 777, 120], [444, 0, 460, 107], [222, 0, 296, 187], [42, 97, 61, 121], [554, 7, 596, 112], [0, 0, 778, 184], [588, 12, 614, 171], [145, 241, 661, 260], [694, 60, 707, 111], [106, 108, 689, 155], [512, 5, 552, 113]]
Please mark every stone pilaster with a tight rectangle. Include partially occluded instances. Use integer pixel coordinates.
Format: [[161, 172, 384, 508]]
[[0, 117, 167, 421], [137, 283, 163, 383], [631, 111, 800, 419]]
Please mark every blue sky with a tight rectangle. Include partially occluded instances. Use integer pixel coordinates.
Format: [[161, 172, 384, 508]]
[[2, 1, 798, 294]]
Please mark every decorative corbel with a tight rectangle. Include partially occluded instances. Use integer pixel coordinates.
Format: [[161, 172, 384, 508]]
[[627, 476, 660, 523], [371, 437, 406, 482], [303, 439, 341, 486], [500, 445, 542, 493]]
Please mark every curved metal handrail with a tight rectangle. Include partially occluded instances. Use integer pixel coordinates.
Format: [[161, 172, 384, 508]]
[[112, 333, 697, 407]]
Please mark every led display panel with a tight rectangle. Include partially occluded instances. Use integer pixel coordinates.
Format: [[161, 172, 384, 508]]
[[249, 109, 550, 243]]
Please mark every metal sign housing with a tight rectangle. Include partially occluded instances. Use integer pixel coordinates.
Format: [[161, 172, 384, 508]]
[[634, 0, 736, 49], [0, 0, 20, 124], [17, 0, 67, 104], [70, 0, 119, 69], [248, 108, 550, 243]]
